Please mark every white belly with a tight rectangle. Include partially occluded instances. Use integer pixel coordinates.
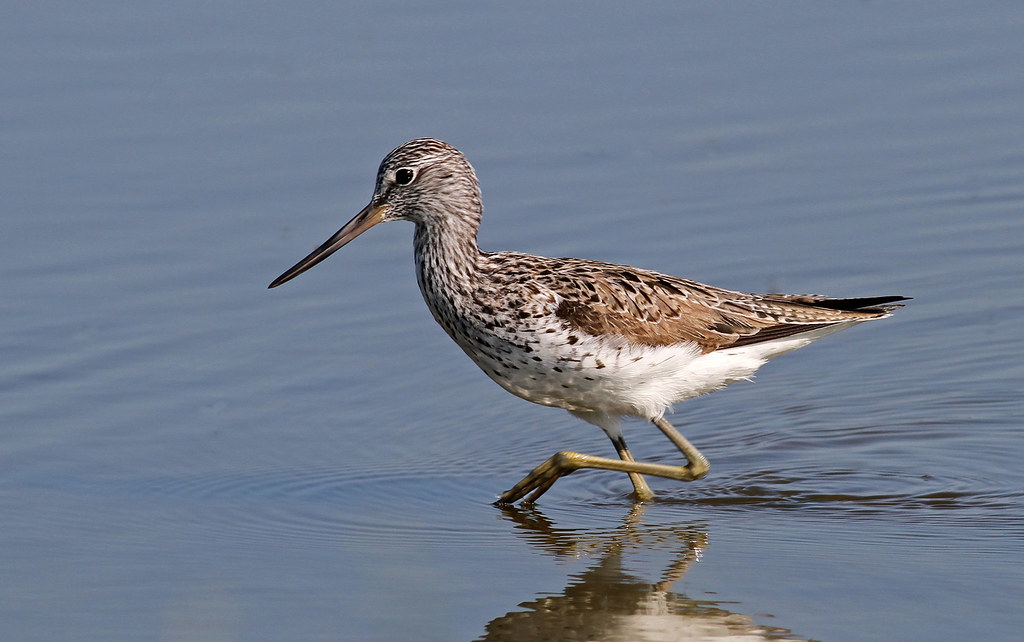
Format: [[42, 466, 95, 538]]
[[457, 320, 862, 421]]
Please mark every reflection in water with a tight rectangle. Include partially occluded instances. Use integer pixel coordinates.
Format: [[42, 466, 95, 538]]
[[479, 506, 802, 641]]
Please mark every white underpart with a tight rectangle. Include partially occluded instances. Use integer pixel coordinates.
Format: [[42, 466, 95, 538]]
[[468, 319, 866, 441]]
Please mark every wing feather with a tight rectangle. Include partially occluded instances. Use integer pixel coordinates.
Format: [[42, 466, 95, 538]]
[[488, 253, 905, 353]]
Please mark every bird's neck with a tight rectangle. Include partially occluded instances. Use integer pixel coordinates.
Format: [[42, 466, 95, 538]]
[[413, 210, 482, 304]]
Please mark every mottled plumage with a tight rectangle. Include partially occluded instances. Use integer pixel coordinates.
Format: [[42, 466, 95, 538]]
[[270, 138, 906, 504]]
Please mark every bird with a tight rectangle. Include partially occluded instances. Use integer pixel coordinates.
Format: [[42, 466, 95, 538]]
[[269, 138, 907, 505]]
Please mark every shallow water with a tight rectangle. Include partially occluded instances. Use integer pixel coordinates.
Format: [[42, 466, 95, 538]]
[[3, 2, 1024, 640]]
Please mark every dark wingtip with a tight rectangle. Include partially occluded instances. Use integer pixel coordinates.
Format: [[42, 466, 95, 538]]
[[787, 295, 910, 313]]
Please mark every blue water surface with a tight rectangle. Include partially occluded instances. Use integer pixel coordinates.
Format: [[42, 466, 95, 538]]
[[2, 2, 1023, 640]]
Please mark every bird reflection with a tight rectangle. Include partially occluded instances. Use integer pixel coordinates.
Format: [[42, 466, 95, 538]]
[[479, 505, 803, 641]]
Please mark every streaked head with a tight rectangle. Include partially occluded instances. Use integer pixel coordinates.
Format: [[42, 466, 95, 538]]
[[269, 138, 480, 288]]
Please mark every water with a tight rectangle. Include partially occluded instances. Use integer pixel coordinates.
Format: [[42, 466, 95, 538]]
[[3, 2, 1023, 640]]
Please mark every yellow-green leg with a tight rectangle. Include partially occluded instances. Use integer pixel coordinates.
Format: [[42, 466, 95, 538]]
[[496, 417, 710, 505]]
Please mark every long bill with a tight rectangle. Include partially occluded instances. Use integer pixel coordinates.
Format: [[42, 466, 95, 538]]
[[268, 202, 388, 288]]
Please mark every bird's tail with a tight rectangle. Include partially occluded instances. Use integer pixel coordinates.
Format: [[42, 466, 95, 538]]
[[770, 294, 910, 315]]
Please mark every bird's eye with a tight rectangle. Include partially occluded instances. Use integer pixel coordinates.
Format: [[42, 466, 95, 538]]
[[394, 168, 416, 185]]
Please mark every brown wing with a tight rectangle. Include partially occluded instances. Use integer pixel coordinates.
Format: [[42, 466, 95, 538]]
[[514, 255, 905, 353]]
